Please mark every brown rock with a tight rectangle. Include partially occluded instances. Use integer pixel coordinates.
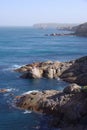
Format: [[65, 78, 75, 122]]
[[15, 86, 87, 128], [29, 67, 43, 78], [63, 83, 81, 94], [0, 89, 9, 93], [15, 96, 22, 99], [15, 56, 87, 86], [43, 68, 54, 79]]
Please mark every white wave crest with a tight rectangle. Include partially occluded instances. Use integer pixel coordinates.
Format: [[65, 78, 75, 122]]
[[22, 90, 39, 95], [23, 110, 32, 114], [6, 88, 14, 92], [57, 78, 61, 81], [2, 64, 23, 71], [6, 88, 17, 92], [12, 64, 22, 69]]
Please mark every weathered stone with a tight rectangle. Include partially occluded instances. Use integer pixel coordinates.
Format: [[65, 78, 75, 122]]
[[15, 56, 87, 86], [63, 83, 81, 94], [14, 55, 87, 129], [16, 86, 87, 128], [29, 67, 43, 78], [0, 89, 9, 93], [43, 68, 54, 79]]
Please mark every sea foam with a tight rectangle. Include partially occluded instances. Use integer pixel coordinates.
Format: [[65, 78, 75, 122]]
[[22, 90, 39, 95], [23, 110, 32, 114], [2, 64, 23, 71]]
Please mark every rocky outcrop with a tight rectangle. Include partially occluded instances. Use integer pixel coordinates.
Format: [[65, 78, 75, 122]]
[[45, 33, 74, 36], [60, 56, 87, 85], [45, 22, 87, 37], [15, 56, 87, 86], [15, 60, 73, 79], [75, 22, 87, 37], [63, 83, 81, 94], [16, 90, 60, 113], [16, 84, 87, 128]]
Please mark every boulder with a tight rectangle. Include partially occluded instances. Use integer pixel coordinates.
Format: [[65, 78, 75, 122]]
[[63, 83, 81, 94]]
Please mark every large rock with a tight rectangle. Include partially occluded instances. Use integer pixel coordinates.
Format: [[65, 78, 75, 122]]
[[16, 85, 87, 128], [28, 67, 43, 78], [15, 60, 73, 80], [63, 83, 81, 94], [16, 90, 60, 113], [60, 56, 87, 85], [15, 56, 87, 86]]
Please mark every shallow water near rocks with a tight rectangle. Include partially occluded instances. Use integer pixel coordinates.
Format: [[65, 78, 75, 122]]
[[0, 27, 87, 130]]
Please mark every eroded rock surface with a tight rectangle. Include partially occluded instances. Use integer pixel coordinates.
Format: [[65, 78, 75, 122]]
[[15, 56, 87, 86], [16, 84, 87, 129], [63, 83, 81, 94]]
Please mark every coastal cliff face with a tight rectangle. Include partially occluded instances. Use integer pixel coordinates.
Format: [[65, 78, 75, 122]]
[[15, 56, 87, 86], [45, 22, 87, 37], [75, 22, 87, 37]]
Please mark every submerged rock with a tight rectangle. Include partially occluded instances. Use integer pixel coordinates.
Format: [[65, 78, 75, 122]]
[[15, 56, 87, 86], [0, 88, 10, 93]]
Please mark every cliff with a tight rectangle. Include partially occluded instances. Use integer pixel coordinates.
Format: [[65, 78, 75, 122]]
[[75, 22, 87, 37]]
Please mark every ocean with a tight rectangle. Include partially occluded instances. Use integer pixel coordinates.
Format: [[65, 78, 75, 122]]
[[0, 27, 87, 130]]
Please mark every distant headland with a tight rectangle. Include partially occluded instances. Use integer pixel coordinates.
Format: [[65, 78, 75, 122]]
[[33, 23, 78, 30], [33, 22, 87, 37]]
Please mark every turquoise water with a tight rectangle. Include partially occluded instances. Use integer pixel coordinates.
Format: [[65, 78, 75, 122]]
[[0, 27, 87, 130]]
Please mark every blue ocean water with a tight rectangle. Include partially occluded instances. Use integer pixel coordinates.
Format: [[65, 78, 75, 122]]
[[0, 27, 87, 130]]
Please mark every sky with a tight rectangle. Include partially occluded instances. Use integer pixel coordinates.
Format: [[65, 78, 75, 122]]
[[0, 0, 87, 26]]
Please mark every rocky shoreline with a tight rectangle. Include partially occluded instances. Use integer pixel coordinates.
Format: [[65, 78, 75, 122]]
[[15, 56, 87, 129], [15, 56, 87, 86], [45, 33, 75, 37], [45, 22, 87, 37], [16, 84, 87, 130]]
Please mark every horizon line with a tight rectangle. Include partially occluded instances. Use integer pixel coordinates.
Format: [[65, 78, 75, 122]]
[[0, 22, 82, 27]]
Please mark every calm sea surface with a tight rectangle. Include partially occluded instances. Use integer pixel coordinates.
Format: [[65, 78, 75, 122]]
[[0, 27, 87, 130]]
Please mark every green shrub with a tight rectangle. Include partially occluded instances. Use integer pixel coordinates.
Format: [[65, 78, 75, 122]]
[[82, 86, 87, 92]]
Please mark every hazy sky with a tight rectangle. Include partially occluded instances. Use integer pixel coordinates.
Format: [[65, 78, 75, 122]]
[[0, 0, 87, 26]]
